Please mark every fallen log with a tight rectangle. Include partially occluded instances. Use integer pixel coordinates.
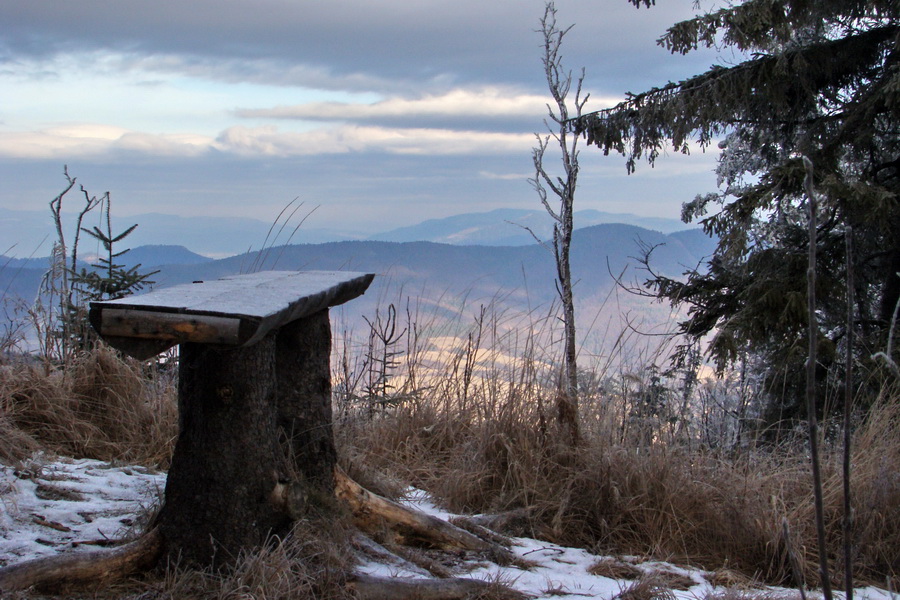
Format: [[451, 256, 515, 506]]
[[0, 527, 163, 594], [334, 466, 512, 561]]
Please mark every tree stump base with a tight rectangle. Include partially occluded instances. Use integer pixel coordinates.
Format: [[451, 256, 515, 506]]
[[86, 271, 373, 566], [0, 473, 526, 599]]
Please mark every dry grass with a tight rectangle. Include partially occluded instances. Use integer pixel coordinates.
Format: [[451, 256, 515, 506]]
[[705, 568, 762, 589], [339, 370, 900, 587], [613, 575, 676, 600], [588, 559, 697, 590], [645, 568, 697, 591], [702, 590, 810, 600], [0, 345, 177, 467], [588, 557, 643, 580], [139, 518, 355, 600], [0, 411, 41, 462]]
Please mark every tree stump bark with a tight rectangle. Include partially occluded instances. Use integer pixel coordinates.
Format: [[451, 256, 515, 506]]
[[275, 311, 336, 496], [157, 309, 340, 567], [157, 334, 290, 567]]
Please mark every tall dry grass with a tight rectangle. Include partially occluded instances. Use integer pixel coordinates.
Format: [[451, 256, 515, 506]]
[[334, 298, 900, 587], [132, 518, 356, 600], [339, 380, 900, 586], [0, 345, 177, 467]]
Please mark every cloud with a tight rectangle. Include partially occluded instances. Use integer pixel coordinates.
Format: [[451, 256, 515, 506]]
[[113, 132, 214, 156], [0, 1, 719, 95], [0, 122, 532, 161], [237, 88, 548, 121], [0, 125, 213, 160], [478, 170, 530, 181], [215, 124, 531, 157], [116, 54, 406, 95], [235, 87, 625, 132]]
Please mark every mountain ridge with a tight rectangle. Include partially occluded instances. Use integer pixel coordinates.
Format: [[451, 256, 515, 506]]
[[1, 223, 715, 303], [1, 223, 715, 354], [1, 206, 695, 258]]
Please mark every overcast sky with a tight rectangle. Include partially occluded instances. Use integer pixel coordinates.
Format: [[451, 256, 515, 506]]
[[0, 0, 729, 235]]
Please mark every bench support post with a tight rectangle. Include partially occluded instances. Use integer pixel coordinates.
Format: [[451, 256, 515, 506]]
[[158, 333, 291, 567], [276, 310, 336, 495]]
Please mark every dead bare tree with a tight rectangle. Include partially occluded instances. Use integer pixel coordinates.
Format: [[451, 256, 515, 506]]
[[529, 1, 588, 443]]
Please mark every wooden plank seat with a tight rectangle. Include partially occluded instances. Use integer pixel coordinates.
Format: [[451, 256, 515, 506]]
[[90, 270, 375, 360], [88, 270, 375, 567]]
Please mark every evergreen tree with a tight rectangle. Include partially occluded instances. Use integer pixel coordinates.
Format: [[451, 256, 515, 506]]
[[577, 0, 899, 425], [67, 191, 157, 353], [45, 168, 157, 358]]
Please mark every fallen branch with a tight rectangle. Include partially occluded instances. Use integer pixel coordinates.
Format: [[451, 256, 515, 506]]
[[450, 516, 516, 547], [457, 508, 534, 538], [334, 466, 512, 562], [385, 543, 455, 578], [31, 516, 72, 533], [0, 527, 163, 593]]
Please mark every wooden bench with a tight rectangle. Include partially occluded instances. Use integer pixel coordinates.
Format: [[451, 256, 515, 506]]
[[90, 270, 375, 359], [89, 270, 375, 567]]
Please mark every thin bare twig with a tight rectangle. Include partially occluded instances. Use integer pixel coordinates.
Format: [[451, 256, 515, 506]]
[[803, 155, 833, 600]]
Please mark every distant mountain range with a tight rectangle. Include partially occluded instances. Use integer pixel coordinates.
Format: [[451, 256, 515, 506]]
[[366, 208, 696, 245], [146, 224, 712, 296], [1, 223, 715, 335], [1, 209, 714, 356], [2, 245, 211, 272], [0, 207, 695, 259]]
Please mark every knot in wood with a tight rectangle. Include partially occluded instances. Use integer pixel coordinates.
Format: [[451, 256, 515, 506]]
[[216, 385, 234, 403]]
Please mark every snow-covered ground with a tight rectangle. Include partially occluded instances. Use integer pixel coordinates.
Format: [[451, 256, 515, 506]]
[[0, 454, 165, 565], [0, 454, 894, 600]]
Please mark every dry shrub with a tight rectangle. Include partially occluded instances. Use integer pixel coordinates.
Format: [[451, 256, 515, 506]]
[[0, 345, 177, 468]]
